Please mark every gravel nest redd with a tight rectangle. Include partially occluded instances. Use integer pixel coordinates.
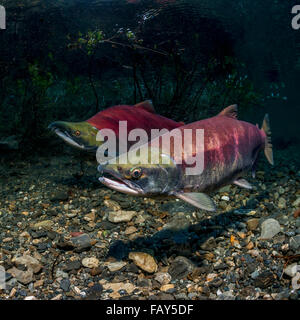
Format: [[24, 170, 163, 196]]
[[0, 146, 300, 301]]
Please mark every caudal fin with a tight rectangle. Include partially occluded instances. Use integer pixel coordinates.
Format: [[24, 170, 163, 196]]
[[261, 114, 274, 165]]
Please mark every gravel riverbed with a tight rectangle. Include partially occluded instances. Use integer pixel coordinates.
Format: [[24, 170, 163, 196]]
[[0, 145, 299, 300]]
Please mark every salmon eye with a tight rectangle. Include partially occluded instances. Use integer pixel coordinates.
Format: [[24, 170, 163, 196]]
[[130, 167, 142, 179], [75, 130, 81, 136]]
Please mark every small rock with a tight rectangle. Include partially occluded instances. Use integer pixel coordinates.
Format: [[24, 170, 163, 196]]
[[277, 197, 286, 209], [12, 255, 42, 274], [60, 278, 71, 292], [246, 241, 254, 250], [234, 209, 257, 216], [50, 190, 69, 202], [85, 284, 103, 299], [70, 233, 92, 252], [247, 218, 259, 231], [168, 256, 195, 279], [254, 271, 275, 289], [24, 296, 38, 300], [260, 218, 281, 239], [283, 263, 298, 277], [221, 195, 230, 201], [98, 221, 117, 230], [155, 272, 172, 285], [160, 284, 174, 292], [106, 261, 127, 272], [206, 273, 218, 282], [8, 267, 33, 285], [108, 210, 136, 223], [64, 260, 81, 272], [292, 273, 300, 290], [104, 199, 121, 211], [200, 237, 217, 251], [84, 211, 96, 222], [82, 257, 99, 268], [90, 267, 103, 276], [292, 197, 300, 207], [128, 252, 157, 273], [124, 226, 137, 235], [32, 220, 54, 230], [103, 282, 135, 294], [56, 270, 69, 279], [163, 212, 192, 231], [34, 279, 44, 288], [289, 235, 300, 251]]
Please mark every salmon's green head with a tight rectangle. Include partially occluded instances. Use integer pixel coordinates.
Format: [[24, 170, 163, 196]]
[[97, 146, 181, 196], [48, 121, 100, 151]]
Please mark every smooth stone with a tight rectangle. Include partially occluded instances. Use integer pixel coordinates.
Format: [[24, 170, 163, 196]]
[[200, 237, 217, 251], [292, 197, 300, 207], [124, 226, 137, 235], [70, 234, 92, 252], [163, 212, 192, 231], [56, 270, 69, 279], [247, 218, 260, 231], [160, 284, 175, 292], [106, 261, 127, 272], [253, 271, 275, 289], [221, 195, 230, 201], [63, 260, 81, 272], [12, 255, 42, 274], [103, 282, 135, 294], [154, 272, 172, 285], [283, 263, 298, 277], [24, 296, 38, 300], [82, 257, 99, 268], [260, 218, 281, 239], [32, 220, 54, 230], [8, 267, 33, 285], [277, 197, 286, 209], [60, 278, 71, 292], [128, 252, 158, 273], [50, 190, 69, 202], [108, 210, 136, 223], [168, 256, 195, 279], [289, 235, 300, 251]]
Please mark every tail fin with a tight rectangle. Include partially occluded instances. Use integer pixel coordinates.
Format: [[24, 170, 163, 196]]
[[261, 114, 274, 165]]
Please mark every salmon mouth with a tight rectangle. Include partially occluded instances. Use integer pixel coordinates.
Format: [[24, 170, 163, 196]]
[[54, 128, 85, 150], [98, 166, 144, 195], [48, 122, 96, 151]]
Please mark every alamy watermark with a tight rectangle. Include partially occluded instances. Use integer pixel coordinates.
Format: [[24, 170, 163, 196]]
[[292, 5, 300, 30], [95, 121, 205, 176], [0, 5, 5, 30]]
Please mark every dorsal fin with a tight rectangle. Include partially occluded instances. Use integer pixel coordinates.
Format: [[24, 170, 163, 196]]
[[134, 100, 155, 113], [218, 104, 238, 119]]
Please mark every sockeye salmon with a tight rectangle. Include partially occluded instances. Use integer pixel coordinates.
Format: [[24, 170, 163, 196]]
[[48, 100, 184, 152], [97, 104, 273, 211]]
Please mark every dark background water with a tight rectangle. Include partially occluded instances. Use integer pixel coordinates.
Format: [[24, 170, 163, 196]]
[[0, 0, 299, 154]]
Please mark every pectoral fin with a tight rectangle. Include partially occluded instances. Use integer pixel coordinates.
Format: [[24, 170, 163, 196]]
[[176, 192, 216, 211], [233, 178, 253, 189]]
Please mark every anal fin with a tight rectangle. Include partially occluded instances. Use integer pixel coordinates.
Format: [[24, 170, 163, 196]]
[[176, 192, 216, 211], [233, 178, 253, 189]]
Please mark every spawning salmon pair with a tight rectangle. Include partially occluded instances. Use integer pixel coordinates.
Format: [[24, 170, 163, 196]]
[[49, 101, 273, 210]]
